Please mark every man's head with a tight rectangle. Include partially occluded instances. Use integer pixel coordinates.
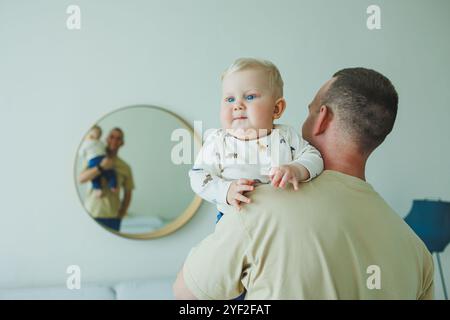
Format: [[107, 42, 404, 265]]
[[220, 58, 287, 140], [302, 67, 398, 157], [106, 127, 125, 153]]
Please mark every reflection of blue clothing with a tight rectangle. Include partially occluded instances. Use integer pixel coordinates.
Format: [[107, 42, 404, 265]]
[[88, 156, 117, 190], [216, 211, 246, 300], [95, 218, 121, 231]]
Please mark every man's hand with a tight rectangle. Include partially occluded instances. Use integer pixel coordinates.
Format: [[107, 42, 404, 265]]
[[118, 190, 132, 219], [100, 157, 114, 170], [78, 158, 113, 184], [118, 208, 127, 219], [226, 178, 255, 211], [269, 164, 303, 190]]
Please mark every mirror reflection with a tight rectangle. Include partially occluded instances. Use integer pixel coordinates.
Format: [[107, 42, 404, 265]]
[[75, 105, 201, 238]]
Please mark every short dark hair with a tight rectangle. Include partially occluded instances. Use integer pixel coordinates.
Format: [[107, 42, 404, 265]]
[[110, 127, 125, 141], [322, 67, 398, 153], [110, 127, 125, 138]]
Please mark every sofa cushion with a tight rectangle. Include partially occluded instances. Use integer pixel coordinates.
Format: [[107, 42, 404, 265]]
[[0, 285, 116, 300], [114, 277, 174, 300]]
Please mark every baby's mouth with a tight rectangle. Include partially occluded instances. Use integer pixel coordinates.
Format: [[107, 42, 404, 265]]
[[233, 116, 248, 121]]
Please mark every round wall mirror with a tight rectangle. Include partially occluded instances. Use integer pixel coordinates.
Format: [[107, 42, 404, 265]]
[[74, 105, 201, 239]]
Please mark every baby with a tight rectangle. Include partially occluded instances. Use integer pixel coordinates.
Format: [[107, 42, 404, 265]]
[[189, 58, 324, 221], [78, 125, 117, 198]]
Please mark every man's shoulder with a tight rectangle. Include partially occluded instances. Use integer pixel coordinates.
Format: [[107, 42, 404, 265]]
[[241, 173, 429, 249], [233, 173, 435, 300], [237, 183, 317, 231], [115, 157, 132, 172], [238, 172, 381, 231]]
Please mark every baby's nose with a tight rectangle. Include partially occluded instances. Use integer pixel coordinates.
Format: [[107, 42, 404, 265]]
[[233, 101, 245, 111]]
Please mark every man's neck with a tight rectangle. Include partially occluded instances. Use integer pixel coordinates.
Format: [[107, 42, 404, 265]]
[[322, 150, 367, 181], [107, 149, 118, 158]]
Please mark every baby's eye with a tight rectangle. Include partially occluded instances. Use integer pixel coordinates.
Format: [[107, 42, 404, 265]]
[[246, 94, 256, 101], [226, 97, 235, 103]]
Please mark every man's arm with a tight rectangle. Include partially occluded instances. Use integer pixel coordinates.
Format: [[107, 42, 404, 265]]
[[173, 211, 250, 300], [118, 189, 132, 218], [78, 157, 114, 184], [419, 250, 435, 300], [78, 166, 101, 184], [173, 269, 198, 300]]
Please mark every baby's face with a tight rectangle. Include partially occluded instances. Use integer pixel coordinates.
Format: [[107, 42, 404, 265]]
[[88, 128, 101, 140], [221, 69, 278, 140]]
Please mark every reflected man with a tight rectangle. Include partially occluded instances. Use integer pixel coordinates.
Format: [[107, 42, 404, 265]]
[[79, 127, 135, 232]]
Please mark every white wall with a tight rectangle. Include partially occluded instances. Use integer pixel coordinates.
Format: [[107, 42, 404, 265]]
[[1, 0, 449, 298]]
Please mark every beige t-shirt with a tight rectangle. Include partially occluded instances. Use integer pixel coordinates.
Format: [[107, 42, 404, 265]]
[[84, 156, 135, 219], [183, 170, 434, 299]]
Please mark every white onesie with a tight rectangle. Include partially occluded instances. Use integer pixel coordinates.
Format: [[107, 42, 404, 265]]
[[189, 124, 323, 213], [78, 139, 107, 162]]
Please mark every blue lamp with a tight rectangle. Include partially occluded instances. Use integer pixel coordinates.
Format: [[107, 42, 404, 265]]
[[404, 199, 450, 300]]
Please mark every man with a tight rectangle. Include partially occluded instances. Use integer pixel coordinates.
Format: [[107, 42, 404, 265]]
[[79, 127, 134, 232], [173, 68, 434, 299]]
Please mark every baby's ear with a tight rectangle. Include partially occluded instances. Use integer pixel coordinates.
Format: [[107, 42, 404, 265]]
[[273, 98, 287, 119]]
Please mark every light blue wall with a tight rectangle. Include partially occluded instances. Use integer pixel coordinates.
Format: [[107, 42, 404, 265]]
[[1, 0, 449, 298]]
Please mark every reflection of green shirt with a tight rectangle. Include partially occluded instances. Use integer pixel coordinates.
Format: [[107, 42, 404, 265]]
[[84, 157, 135, 218]]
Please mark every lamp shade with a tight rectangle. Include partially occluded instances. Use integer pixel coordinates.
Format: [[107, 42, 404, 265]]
[[404, 199, 450, 253]]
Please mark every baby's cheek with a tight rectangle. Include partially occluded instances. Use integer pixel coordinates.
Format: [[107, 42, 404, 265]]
[[220, 107, 232, 128], [253, 108, 274, 128]]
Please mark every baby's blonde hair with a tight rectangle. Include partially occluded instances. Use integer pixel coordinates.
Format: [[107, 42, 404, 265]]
[[87, 125, 102, 140], [221, 58, 284, 99]]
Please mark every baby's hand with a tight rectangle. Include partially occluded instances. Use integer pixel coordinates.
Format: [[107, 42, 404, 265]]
[[100, 157, 114, 170], [269, 165, 301, 190], [226, 178, 255, 211]]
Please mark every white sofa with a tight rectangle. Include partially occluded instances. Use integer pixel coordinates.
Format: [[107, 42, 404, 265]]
[[0, 277, 174, 300]]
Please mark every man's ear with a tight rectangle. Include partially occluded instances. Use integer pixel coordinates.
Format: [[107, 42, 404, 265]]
[[312, 105, 332, 136], [273, 98, 286, 120]]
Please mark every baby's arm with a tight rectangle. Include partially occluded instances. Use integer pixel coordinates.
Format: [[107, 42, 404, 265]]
[[189, 131, 255, 210], [270, 128, 324, 189], [189, 130, 233, 206], [291, 140, 323, 181]]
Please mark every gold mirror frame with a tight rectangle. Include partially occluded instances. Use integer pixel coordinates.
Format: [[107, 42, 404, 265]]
[[74, 105, 202, 240]]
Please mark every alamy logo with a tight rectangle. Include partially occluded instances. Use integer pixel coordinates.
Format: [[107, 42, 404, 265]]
[[170, 121, 282, 167], [66, 5, 81, 30], [366, 5, 381, 30], [66, 265, 81, 290], [366, 265, 381, 290]]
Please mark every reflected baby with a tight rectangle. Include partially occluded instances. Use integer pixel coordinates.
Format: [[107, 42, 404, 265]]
[[78, 125, 118, 198]]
